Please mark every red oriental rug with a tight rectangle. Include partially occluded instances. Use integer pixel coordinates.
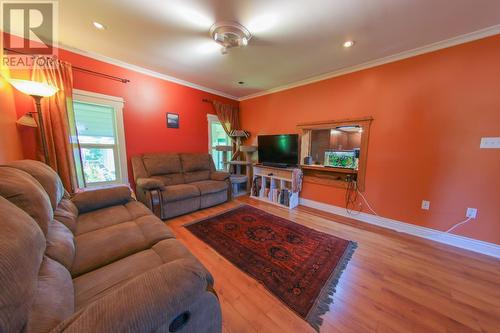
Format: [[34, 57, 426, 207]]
[[185, 205, 356, 331]]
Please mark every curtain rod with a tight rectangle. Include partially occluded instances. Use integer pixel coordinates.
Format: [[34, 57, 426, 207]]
[[3, 47, 130, 83]]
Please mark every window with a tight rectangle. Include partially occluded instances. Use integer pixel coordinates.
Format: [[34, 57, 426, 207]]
[[73, 90, 127, 188], [207, 114, 231, 170]]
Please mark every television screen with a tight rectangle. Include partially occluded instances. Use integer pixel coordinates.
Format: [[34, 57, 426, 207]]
[[258, 134, 299, 167]]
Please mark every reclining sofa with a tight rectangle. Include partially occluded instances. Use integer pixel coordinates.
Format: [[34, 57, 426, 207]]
[[0, 160, 221, 333], [132, 153, 230, 219]]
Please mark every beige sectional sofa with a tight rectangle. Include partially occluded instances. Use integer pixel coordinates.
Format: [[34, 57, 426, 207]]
[[0, 160, 221, 333], [132, 153, 231, 219]]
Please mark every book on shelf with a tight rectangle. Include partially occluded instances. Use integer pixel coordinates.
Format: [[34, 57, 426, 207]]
[[251, 176, 262, 197], [251, 174, 294, 207]]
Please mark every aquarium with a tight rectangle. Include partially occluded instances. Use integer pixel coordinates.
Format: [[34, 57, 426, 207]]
[[324, 150, 357, 169]]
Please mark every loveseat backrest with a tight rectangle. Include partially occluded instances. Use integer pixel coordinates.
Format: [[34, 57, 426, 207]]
[[142, 153, 182, 176], [138, 153, 186, 186], [132, 153, 217, 185], [180, 153, 215, 183]]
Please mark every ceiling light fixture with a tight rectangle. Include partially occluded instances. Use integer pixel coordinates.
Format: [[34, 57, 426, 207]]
[[343, 40, 355, 48], [209, 21, 252, 55], [93, 21, 106, 30]]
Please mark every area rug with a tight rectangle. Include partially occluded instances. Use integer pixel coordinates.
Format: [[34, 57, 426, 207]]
[[184, 205, 357, 331]]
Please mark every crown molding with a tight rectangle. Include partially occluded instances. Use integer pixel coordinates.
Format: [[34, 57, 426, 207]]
[[6, 24, 498, 102], [300, 198, 500, 258], [58, 43, 239, 101], [2, 31, 238, 100], [239, 24, 500, 101]]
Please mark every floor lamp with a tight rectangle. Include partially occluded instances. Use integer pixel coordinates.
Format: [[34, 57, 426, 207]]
[[10, 79, 59, 165]]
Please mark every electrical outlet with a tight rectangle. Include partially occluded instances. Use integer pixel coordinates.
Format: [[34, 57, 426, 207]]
[[480, 137, 500, 149], [421, 200, 430, 210], [466, 208, 477, 219]]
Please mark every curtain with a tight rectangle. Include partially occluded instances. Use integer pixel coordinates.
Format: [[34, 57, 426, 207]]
[[210, 101, 241, 137], [31, 57, 83, 192]]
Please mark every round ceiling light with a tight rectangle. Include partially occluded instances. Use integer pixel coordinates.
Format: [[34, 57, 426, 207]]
[[343, 40, 355, 48], [209, 21, 252, 55], [93, 21, 106, 30]]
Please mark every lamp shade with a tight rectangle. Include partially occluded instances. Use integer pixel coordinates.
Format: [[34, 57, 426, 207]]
[[16, 113, 38, 127], [9, 79, 59, 97]]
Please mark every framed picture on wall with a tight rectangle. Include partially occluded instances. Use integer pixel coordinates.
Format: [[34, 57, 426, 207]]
[[166, 113, 179, 128]]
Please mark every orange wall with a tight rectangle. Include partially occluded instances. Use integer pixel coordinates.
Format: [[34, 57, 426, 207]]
[[0, 76, 23, 163], [1, 41, 237, 185], [240, 35, 500, 244]]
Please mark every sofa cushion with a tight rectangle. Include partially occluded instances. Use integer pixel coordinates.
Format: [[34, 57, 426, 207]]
[[71, 217, 174, 277], [73, 239, 193, 309], [151, 173, 185, 186], [53, 257, 215, 333], [180, 153, 213, 172], [54, 198, 79, 233], [7, 160, 65, 210], [161, 184, 200, 202], [184, 170, 211, 183], [26, 257, 74, 333], [75, 201, 151, 235], [0, 197, 45, 333], [190, 180, 228, 195], [0, 167, 53, 235], [143, 153, 182, 176], [46, 220, 75, 270], [72, 186, 132, 214]]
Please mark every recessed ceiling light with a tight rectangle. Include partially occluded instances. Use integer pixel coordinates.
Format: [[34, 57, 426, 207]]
[[93, 21, 106, 30], [238, 81, 245, 85], [343, 40, 355, 48]]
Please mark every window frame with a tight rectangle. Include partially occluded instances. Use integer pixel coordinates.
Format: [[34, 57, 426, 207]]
[[73, 89, 128, 188], [297, 116, 373, 191]]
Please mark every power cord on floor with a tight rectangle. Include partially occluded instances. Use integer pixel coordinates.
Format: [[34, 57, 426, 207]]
[[445, 217, 472, 233], [345, 178, 380, 216], [357, 189, 379, 216]]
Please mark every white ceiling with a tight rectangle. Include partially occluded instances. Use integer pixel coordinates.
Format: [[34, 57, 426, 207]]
[[58, 0, 500, 99]]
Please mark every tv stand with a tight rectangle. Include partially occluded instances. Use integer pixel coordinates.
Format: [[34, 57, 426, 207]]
[[250, 164, 302, 209]]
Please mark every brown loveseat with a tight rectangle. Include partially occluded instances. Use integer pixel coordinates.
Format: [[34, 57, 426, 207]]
[[132, 153, 231, 220], [0, 160, 222, 333]]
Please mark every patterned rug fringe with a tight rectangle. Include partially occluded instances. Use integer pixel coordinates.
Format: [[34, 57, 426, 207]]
[[306, 241, 358, 332]]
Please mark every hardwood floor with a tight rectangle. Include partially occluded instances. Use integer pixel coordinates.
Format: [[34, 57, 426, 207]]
[[167, 197, 500, 333]]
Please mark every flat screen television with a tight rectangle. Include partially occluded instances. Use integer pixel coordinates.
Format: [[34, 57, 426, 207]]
[[258, 134, 299, 167]]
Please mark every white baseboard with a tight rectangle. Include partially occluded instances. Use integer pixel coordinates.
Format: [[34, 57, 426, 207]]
[[299, 198, 500, 259]]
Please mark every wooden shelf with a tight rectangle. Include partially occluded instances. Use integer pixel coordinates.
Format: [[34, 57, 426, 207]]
[[301, 164, 357, 174], [251, 165, 301, 209], [225, 160, 252, 165]]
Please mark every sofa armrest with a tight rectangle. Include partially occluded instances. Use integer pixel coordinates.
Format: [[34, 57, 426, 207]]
[[210, 171, 230, 181], [136, 177, 165, 190], [52, 258, 220, 333], [71, 185, 132, 214]]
